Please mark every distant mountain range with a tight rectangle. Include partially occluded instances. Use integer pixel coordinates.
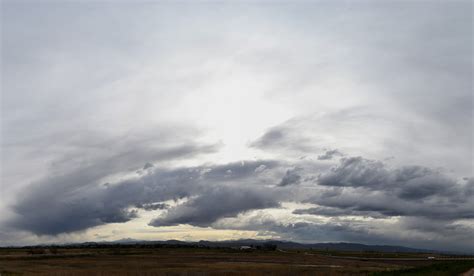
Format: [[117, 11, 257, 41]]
[[9, 238, 466, 255], [78, 238, 445, 254]]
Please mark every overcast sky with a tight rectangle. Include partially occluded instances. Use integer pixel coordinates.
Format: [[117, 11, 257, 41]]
[[1, 0, 473, 253]]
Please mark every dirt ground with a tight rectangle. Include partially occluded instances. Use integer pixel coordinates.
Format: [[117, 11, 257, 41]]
[[0, 247, 452, 275], [461, 267, 474, 276]]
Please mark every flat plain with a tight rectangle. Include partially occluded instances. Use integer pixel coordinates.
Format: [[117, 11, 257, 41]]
[[1, 247, 473, 275]]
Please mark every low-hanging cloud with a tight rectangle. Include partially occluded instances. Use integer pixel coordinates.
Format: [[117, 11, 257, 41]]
[[5, 148, 474, 253], [7, 159, 280, 235], [307, 157, 474, 221], [150, 186, 280, 227]]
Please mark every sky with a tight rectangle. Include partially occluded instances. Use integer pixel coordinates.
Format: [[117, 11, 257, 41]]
[[0, 0, 473, 253]]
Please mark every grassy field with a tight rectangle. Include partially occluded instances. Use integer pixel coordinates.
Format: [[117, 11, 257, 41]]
[[0, 247, 472, 275], [372, 261, 474, 276]]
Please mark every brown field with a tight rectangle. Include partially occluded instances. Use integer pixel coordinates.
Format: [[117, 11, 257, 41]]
[[0, 247, 472, 275]]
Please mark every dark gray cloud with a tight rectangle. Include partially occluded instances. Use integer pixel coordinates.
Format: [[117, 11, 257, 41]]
[[307, 157, 474, 221], [318, 149, 343, 160], [9, 167, 192, 235], [278, 168, 302, 186], [6, 139, 217, 235], [318, 157, 389, 188], [135, 203, 169, 211], [203, 160, 279, 181], [318, 157, 466, 200], [8, 159, 280, 235], [6, 148, 474, 252], [214, 207, 474, 253], [268, 157, 473, 252], [150, 186, 280, 227], [266, 220, 474, 254], [293, 206, 387, 219], [314, 191, 474, 221], [143, 162, 154, 170]]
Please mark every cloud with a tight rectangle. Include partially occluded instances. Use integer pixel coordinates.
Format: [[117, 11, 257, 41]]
[[9, 167, 183, 235], [143, 162, 154, 170], [318, 157, 389, 188], [278, 168, 302, 186], [150, 186, 280, 227], [250, 104, 472, 176], [214, 207, 474, 253], [310, 157, 474, 221], [249, 119, 317, 155], [318, 157, 466, 200], [318, 149, 343, 160], [7, 139, 220, 235], [202, 160, 279, 181], [5, 148, 474, 252], [293, 206, 387, 219], [250, 129, 285, 149], [135, 203, 169, 211], [7, 159, 280, 235], [254, 164, 267, 173]]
